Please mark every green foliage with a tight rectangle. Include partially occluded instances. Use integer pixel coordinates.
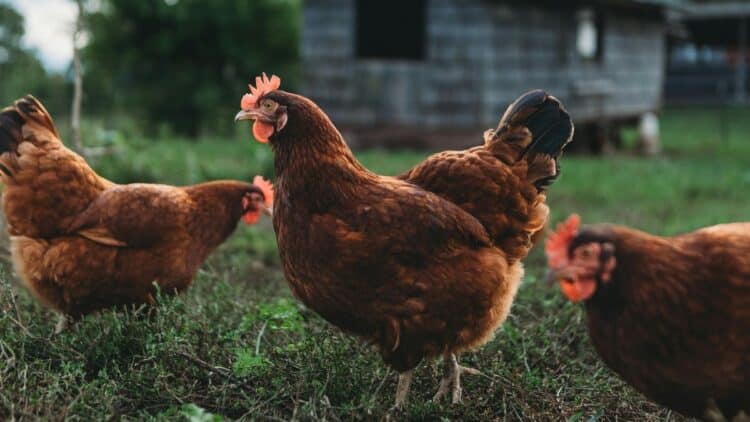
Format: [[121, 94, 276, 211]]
[[546, 105, 750, 235], [0, 4, 70, 116], [249, 299, 304, 332], [180, 404, 225, 422], [91, 135, 274, 185], [83, 0, 301, 137], [232, 348, 268, 377], [230, 299, 302, 377]]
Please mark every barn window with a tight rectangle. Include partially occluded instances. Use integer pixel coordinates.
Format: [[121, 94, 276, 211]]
[[355, 0, 427, 60], [576, 9, 604, 61]]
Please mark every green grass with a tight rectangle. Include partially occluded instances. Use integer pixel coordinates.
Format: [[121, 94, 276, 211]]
[[2, 106, 749, 420]]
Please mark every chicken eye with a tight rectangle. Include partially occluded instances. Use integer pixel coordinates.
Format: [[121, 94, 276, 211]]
[[260, 99, 277, 112]]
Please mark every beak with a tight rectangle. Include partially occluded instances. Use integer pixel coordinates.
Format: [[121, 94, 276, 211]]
[[262, 205, 273, 217], [545, 267, 577, 286], [235, 109, 261, 122], [545, 269, 558, 286]]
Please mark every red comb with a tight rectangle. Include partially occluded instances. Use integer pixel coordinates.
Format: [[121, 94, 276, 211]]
[[253, 175, 274, 207], [545, 214, 580, 268], [241, 73, 281, 109]]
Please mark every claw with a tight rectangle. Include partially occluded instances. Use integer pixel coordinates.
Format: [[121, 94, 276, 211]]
[[432, 354, 482, 404]]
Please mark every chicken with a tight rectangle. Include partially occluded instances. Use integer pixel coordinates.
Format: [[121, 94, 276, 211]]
[[546, 215, 750, 420], [234, 74, 573, 407], [0, 95, 273, 331]]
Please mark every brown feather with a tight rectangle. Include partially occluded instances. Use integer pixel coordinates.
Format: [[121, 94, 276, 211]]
[[2, 96, 260, 317], [261, 90, 524, 374], [573, 223, 750, 419], [76, 227, 128, 247]]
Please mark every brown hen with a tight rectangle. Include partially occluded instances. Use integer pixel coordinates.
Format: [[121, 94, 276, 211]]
[[547, 215, 750, 420], [234, 74, 572, 407], [0, 95, 272, 331]]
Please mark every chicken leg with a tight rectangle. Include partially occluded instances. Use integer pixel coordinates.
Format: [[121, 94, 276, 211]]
[[432, 353, 481, 404], [54, 314, 71, 334], [392, 369, 414, 410]]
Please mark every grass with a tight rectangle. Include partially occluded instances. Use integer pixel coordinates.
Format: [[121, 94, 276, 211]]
[[2, 106, 749, 420]]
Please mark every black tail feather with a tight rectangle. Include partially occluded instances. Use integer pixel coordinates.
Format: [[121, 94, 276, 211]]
[[0, 94, 58, 155], [492, 90, 575, 192], [498, 89, 574, 159], [0, 107, 24, 155]]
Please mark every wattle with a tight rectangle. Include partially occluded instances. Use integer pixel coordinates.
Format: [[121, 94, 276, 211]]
[[252, 121, 274, 143]]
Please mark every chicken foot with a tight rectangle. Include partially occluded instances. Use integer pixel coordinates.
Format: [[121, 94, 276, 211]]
[[432, 353, 481, 404]]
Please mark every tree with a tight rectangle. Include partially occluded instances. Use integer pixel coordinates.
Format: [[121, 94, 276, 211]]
[[71, 0, 86, 156], [84, 0, 300, 137], [0, 4, 69, 115]]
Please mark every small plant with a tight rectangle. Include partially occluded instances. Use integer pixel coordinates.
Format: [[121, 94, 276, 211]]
[[237, 298, 304, 338], [232, 348, 269, 377], [180, 403, 224, 422], [253, 298, 304, 332]]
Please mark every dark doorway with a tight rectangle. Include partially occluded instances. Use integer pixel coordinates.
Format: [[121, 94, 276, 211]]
[[355, 0, 427, 60]]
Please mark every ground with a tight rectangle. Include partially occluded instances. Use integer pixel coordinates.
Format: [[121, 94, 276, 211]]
[[1, 106, 749, 421]]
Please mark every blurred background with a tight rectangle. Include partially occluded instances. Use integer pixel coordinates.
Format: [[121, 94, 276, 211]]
[[1, 0, 747, 145], [1, 0, 748, 148]]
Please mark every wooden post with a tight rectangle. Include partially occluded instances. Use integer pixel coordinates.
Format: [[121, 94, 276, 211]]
[[71, 0, 85, 157], [735, 17, 747, 104]]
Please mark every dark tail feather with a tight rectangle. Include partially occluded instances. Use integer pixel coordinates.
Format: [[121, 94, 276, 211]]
[[498, 89, 574, 159], [0, 107, 24, 155], [492, 90, 574, 191], [0, 95, 59, 155]]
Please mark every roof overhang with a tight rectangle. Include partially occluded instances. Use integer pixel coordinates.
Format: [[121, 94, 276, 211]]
[[684, 2, 750, 19], [497, 0, 677, 20]]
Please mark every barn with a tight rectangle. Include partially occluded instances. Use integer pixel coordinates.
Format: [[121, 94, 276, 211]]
[[300, 0, 675, 150]]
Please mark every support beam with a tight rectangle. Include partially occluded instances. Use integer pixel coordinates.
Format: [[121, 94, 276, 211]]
[[735, 17, 747, 104]]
